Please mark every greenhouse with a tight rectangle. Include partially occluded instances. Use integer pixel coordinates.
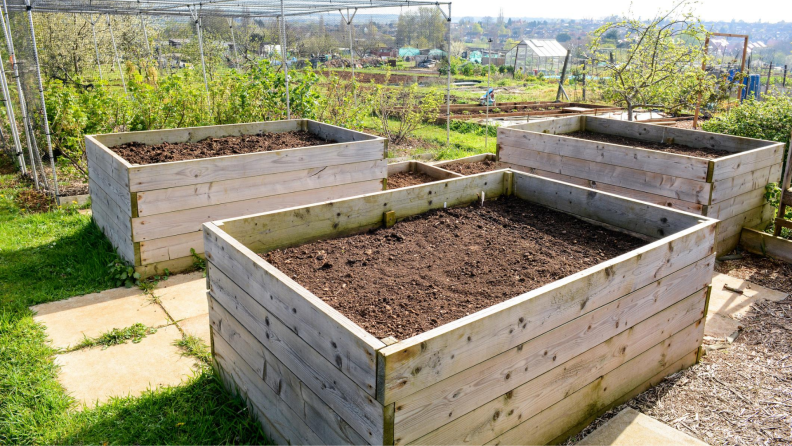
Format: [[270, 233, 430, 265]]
[[504, 39, 568, 75]]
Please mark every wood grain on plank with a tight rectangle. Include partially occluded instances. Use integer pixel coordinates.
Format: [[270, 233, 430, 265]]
[[500, 145, 711, 204], [378, 220, 715, 404], [139, 231, 203, 265], [89, 178, 133, 238], [90, 195, 135, 263], [716, 204, 774, 243], [132, 179, 383, 241], [203, 224, 384, 396], [86, 136, 131, 188], [505, 115, 582, 135], [87, 157, 132, 216], [136, 160, 387, 216], [710, 143, 784, 182], [740, 228, 792, 263], [707, 186, 768, 220], [711, 164, 782, 203], [128, 139, 385, 192]]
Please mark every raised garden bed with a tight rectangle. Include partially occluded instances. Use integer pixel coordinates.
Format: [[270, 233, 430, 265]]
[[386, 160, 461, 189], [739, 226, 792, 264], [204, 170, 717, 445], [498, 115, 784, 254], [86, 119, 386, 276], [434, 153, 509, 175]]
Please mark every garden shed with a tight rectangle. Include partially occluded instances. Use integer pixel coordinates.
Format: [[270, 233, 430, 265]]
[[505, 39, 568, 75]]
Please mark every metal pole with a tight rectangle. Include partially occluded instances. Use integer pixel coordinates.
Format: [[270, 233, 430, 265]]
[[90, 14, 102, 80], [140, 15, 152, 59], [582, 60, 587, 101], [0, 39, 25, 176], [190, 8, 209, 97], [436, 3, 451, 145], [485, 38, 491, 152], [107, 14, 127, 94], [783, 65, 788, 88], [25, 0, 58, 197], [340, 8, 358, 105], [555, 49, 570, 102], [228, 18, 238, 69], [279, 0, 290, 120]]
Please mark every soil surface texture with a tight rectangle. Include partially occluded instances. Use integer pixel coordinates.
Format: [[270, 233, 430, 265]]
[[443, 159, 508, 175], [387, 171, 439, 189], [564, 130, 731, 159], [264, 197, 645, 339], [112, 131, 332, 165], [715, 251, 792, 294]]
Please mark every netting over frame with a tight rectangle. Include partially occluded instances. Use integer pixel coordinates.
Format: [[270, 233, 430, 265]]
[[4, 0, 448, 18]]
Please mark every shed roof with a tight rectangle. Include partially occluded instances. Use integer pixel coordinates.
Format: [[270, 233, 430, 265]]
[[515, 39, 568, 58]]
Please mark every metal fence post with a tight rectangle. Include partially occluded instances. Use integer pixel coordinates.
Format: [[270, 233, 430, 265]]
[[90, 14, 102, 80], [107, 14, 127, 94], [279, 0, 290, 120]]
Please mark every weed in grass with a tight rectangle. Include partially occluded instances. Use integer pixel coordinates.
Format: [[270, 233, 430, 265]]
[[175, 333, 212, 364], [191, 247, 206, 276], [76, 323, 158, 350]]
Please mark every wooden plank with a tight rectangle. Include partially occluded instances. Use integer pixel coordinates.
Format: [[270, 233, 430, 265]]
[[212, 330, 324, 446], [409, 300, 705, 446], [711, 164, 782, 203], [134, 254, 197, 278], [92, 120, 302, 148], [127, 139, 385, 192], [503, 163, 703, 214], [218, 171, 507, 255], [210, 293, 373, 445], [89, 178, 133, 239], [388, 161, 413, 175], [716, 232, 743, 258], [486, 345, 700, 445], [707, 186, 767, 220], [505, 116, 582, 135], [137, 160, 387, 216], [500, 145, 711, 204], [203, 224, 385, 396], [717, 204, 774, 243], [711, 143, 784, 182], [513, 172, 705, 239], [90, 193, 135, 264], [740, 227, 792, 264], [414, 162, 464, 180], [139, 231, 204, 265], [132, 179, 383, 241], [585, 116, 768, 153], [87, 156, 132, 216], [307, 120, 382, 143], [394, 269, 710, 445], [86, 135, 131, 189], [378, 220, 716, 404], [498, 127, 710, 181], [432, 153, 497, 168]]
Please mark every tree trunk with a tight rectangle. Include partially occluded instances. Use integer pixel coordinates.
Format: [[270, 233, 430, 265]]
[[626, 102, 634, 121]]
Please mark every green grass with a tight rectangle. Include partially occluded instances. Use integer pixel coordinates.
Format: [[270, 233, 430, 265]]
[[76, 323, 158, 350], [0, 158, 267, 444]]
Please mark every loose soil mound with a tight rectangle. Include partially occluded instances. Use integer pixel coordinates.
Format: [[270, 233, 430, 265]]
[[443, 160, 508, 175], [387, 172, 439, 189], [112, 131, 332, 165], [564, 130, 731, 159], [264, 197, 645, 339]]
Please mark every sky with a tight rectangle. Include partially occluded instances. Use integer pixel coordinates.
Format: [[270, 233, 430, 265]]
[[448, 0, 792, 23]]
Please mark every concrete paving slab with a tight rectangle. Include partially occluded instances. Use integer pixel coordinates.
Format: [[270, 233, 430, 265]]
[[704, 312, 742, 339], [578, 408, 707, 446], [178, 314, 211, 345], [54, 325, 198, 408], [704, 273, 789, 340], [31, 286, 169, 350], [156, 272, 208, 322]]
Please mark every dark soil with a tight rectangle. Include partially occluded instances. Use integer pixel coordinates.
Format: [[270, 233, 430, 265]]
[[264, 197, 645, 339], [387, 171, 439, 189], [15, 189, 54, 213], [112, 131, 332, 165], [442, 160, 509, 175], [715, 251, 792, 294], [564, 130, 732, 159]]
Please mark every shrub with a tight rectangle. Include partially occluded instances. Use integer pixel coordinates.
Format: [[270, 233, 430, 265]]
[[372, 75, 442, 145]]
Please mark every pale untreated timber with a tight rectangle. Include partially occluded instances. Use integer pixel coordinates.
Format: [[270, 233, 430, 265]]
[[218, 172, 507, 254], [139, 231, 204, 264], [307, 120, 380, 143], [378, 220, 716, 404], [137, 160, 387, 216], [127, 139, 385, 192], [504, 163, 703, 214], [498, 127, 710, 181], [133, 254, 196, 277], [409, 302, 705, 446], [711, 143, 784, 181], [203, 224, 385, 396], [740, 227, 792, 264], [91, 195, 135, 263], [132, 179, 382, 241], [89, 178, 132, 238], [394, 271, 710, 444], [87, 158, 132, 216], [432, 153, 497, 168], [210, 292, 380, 444], [85, 136, 131, 189], [506, 115, 581, 135], [711, 164, 782, 203], [706, 186, 768, 220], [513, 173, 704, 238], [500, 145, 711, 204], [716, 204, 774, 244]]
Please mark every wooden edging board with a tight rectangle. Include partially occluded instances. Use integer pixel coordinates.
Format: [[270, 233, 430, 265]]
[[740, 226, 792, 264], [386, 160, 462, 189], [86, 119, 387, 276], [203, 169, 717, 445], [497, 115, 783, 255]]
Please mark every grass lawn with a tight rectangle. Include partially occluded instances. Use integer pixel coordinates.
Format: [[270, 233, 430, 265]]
[[0, 159, 267, 444]]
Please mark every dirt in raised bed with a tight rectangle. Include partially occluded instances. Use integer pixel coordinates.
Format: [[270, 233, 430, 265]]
[[264, 197, 645, 339], [564, 130, 732, 159], [387, 171, 439, 189], [112, 131, 332, 165], [442, 160, 509, 175]]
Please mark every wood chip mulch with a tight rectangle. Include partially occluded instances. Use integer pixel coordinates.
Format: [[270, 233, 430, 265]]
[[566, 267, 792, 445]]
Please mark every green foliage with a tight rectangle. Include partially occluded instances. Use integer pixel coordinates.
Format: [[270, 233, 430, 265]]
[[373, 74, 443, 144], [107, 259, 142, 288], [450, 120, 497, 137], [78, 323, 158, 350], [314, 73, 372, 130], [764, 183, 792, 238], [190, 247, 206, 276], [175, 334, 212, 364]]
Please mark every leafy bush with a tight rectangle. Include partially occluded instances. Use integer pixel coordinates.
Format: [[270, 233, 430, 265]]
[[372, 75, 442, 145], [449, 120, 497, 137]]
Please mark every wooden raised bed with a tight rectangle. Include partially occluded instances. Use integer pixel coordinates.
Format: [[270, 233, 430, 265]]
[[86, 120, 386, 276], [740, 226, 792, 264], [203, 170, 717, 445], [498, 116, 784, 254], [386, 160, 461, 189]]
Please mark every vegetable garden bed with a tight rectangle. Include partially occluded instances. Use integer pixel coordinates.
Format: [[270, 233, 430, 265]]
[[497, 116, 784, 254], [386, 160, 461, 189], [204, 170, 717, 445], [86, 119, 386, 276]]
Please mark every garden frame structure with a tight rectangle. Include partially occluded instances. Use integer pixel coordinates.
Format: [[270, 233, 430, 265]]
[[1, 0, 453, 196]]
